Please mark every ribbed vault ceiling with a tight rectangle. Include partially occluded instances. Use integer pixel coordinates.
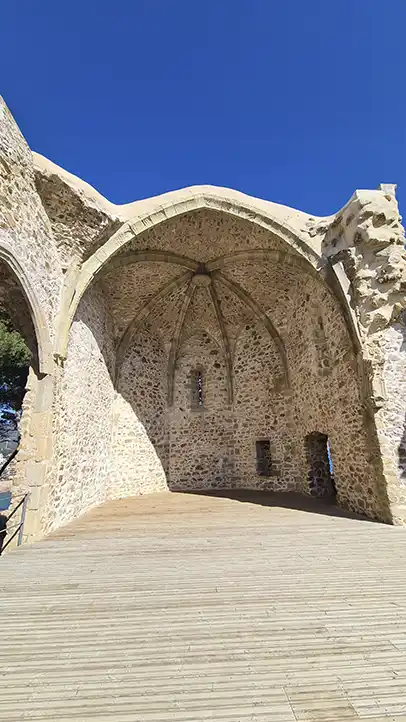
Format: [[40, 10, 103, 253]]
[[98, 254, 312, 402], [96, 208, 324, 403]]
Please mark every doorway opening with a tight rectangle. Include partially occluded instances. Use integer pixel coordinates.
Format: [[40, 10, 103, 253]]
[[304, 432, 336, 498], [256, 439, 272, 477]]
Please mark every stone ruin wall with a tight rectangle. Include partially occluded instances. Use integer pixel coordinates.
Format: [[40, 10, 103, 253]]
[[232, 322, 291, 491], [0, 99, 63, 536], [109, 320, 293, 496], [285, 278, 386, 519], [319, 187, 406, 523], [43, 201, 404, 528], [101, 263, 378, 516], [110, 322, 169, 499], [170, 330, 234, 490], [0, 99, 61, 335], [221, 254, 385, 518], [374, 319, 406, 523], [44, 284, 116, 532], [1, 96, 406, 536], [33, 158, 121, 269]]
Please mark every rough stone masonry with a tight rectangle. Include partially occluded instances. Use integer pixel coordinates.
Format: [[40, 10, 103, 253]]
[[1, 95, 406, 543]]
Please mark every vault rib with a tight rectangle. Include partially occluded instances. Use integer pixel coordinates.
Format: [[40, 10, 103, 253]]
[[99, 250, 199, 278], [212, 271, 290, 389], [208, 282, 234, 405], [167, 279, 196, 406], [206, 248, 315, 275], [115, 270, 193, 380]]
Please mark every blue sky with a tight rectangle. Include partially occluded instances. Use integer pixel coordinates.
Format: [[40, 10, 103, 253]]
[[2, 1, 405, 216]]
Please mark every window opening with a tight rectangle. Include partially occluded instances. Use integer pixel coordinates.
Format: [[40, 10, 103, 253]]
[[256, 439, 272, 476], [327, 439, 334, 474], [191, 369, 204, 409]]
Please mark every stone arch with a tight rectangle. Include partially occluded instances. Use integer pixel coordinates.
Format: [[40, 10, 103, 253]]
[[53, 194, 366, 445], [0, 246, 53, 375], [0, 248, 54, 544], [54, 189, 324, 360], [54, 196, 365, 430], [47, 186, 385, 520]]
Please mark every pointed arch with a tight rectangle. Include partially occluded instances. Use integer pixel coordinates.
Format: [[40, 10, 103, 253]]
[[0, 245, 53, 375], [55, 188, 322, 360], [167, 281, 196, 406], [213, 272, 290, 389]]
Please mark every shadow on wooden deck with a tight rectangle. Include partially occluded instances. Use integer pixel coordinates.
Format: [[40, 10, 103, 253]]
[[185, 488, 379, 523]]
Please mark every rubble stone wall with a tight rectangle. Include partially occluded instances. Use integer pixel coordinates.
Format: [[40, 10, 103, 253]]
[[45, 285, 115, 531], [232, 321, 293, 491], [0, 99, 61, 336], [377, 321, 406, 523], [110, 322, 169, 499], [284, 277, 385, 519], [170, 331, 233, 490]]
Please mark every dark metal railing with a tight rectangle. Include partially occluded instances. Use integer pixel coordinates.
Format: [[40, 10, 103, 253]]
[[0, 446, 18, 477], [0, 492, 29, 555]]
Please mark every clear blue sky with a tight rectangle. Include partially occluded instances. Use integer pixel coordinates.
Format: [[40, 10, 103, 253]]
[[2, 1, 405, 216]]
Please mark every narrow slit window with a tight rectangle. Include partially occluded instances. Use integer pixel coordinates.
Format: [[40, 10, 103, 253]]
[[256, 439, 272, 476], [191, 369, 204, 409]]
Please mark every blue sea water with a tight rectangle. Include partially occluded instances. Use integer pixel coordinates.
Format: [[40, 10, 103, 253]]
[[0, 491, 11, 511]]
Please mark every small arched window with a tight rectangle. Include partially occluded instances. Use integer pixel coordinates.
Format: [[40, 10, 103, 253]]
[[191, 369, 204, 409]]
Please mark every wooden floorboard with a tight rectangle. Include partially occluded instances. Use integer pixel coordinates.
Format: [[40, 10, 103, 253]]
[[2, 491, 406, 721]]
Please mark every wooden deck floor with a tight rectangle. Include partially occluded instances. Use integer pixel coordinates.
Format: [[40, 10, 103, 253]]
[[2, 490, 406, 721]]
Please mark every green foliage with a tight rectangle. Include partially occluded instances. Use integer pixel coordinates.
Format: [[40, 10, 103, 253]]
[[0, 319, 31, 408]]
